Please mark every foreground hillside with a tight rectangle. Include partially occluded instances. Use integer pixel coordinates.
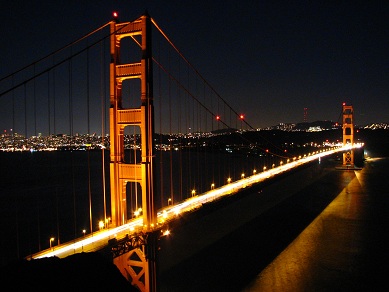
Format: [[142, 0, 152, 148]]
[[0, 252, 137, 291]]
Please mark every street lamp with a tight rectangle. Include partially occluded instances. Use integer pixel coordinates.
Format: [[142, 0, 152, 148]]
[[134, 208, 142, 217], [211, 183, 215, 190], [49, 237, 55, 250], [253, 169, 257, 175], [227, 177, 231, 184], [241, 173, 245, 179], [168, 198, 172, 206], [105, 217, 111, 228], [191, 189, 196, 197], [263, 166, 267, 172], [99, 220, 104, 230], [82, 230, 86, 251]]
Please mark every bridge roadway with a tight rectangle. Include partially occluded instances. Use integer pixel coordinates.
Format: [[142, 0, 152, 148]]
[[30, 144, 360, 261]]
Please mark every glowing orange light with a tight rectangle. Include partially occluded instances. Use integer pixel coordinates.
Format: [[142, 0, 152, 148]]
[[240, 114, 244, 120], [216, 115, 220, 120]]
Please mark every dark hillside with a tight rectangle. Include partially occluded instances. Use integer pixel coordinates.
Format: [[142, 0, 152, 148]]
[[0, 252, 137, 291]]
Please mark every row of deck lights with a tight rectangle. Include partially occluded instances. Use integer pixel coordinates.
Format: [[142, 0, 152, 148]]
[[43, 148, 339, 253], [49, 216, 113, 249], [147, 149, 332, 214], [162, 148, 338, 220], [197, 148, 334, 193], [145, 148, 336, 215]]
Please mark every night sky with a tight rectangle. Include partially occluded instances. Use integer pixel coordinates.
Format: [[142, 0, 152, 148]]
[[1, 1, 388, 132]]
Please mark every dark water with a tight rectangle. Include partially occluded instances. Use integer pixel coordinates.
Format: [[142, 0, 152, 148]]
[[158, 156, 389, 291], [0, 151, 107, 266], [0, 149, 265, 267]]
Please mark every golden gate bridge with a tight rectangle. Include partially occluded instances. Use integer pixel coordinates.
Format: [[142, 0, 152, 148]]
[[0, 12, 361, 291]]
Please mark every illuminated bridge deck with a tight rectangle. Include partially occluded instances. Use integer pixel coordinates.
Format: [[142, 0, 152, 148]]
[[30, 145, 362, 261]]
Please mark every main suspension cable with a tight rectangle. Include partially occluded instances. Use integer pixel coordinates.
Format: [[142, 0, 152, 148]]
[[0, 19, 132, 99], [151, 18, 290, 159], [0, 22, 111, 83], [151, 18, 254, 129]]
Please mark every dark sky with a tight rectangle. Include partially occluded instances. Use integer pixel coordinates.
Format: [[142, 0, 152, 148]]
[[1, 0, 388, 131]]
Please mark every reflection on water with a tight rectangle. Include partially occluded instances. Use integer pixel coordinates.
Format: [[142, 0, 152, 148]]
[[243, 158, 387, 291]]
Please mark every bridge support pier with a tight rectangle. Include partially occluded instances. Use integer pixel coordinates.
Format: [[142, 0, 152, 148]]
[[111, 232, 158, 292]]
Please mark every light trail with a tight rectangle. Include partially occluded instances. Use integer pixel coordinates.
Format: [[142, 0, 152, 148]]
[[32, 144, 362, 260]]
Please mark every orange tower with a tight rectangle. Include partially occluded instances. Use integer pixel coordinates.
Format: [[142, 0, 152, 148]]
[[109, 13, 157, 291], [109, 13, 156, 229], [342, 103, 354, 166]]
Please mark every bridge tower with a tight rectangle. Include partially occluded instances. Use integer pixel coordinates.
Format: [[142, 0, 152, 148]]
[[342, 103, 354, 166], [109, 13, 157, 291]]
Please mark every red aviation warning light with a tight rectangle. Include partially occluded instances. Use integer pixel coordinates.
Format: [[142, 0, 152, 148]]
[[216, 115, 220, 121], [239, 114, 244, 120], [113, 11, 118, 19]]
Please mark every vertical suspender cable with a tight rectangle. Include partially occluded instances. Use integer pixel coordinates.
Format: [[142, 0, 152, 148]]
[[202, 83, 207, 191], [69, 58, 73, 136], [211, 87, 215, 187], [87, 47, 93, 236], [187, 66, 191, 197], [178, 61, 183, 202], [69, 56, 77, 239], [87, 47, 90, 134], [12, 76, 15, 134], [158, 37, 163, 207], [168, 46, 173, 205], [196, 80, 200, 193], [33, 65, 37, 136], [101, 39, 107, 226], [217, 98, 221, 186], [134, 127, 138, 211], [53, 56, 56, 135], [24, 83, 27, 138], [88, 146, 92, 234], [48, 71, 50, 135]]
